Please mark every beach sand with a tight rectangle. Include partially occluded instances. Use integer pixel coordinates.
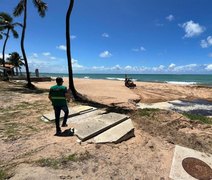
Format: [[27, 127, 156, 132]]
[[0, 79, 212, 179], [36, 77, 212, 108]]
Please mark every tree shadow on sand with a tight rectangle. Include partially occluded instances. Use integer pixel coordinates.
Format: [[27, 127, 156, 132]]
[[3, 82, 49, 94]]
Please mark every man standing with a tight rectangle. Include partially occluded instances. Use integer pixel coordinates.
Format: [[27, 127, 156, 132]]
[[49, 77, 70, 135]]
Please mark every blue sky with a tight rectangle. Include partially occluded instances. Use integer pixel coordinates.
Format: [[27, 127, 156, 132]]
[[0, 0, 212, 74]]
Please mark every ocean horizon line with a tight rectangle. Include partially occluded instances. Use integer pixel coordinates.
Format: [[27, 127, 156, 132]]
[[32, 73, 212, 86]]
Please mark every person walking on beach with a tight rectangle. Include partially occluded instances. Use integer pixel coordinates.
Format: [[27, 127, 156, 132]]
[[49, 77, 70, 135]]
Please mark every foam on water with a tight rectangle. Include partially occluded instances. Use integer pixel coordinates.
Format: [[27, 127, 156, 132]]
[[106, 77, 125, 81], [84, 76, 90, 79], [165, 81, 197, 85]]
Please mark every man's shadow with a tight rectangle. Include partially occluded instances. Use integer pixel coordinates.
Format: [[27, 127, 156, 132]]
[[57, 128, 74, 137]]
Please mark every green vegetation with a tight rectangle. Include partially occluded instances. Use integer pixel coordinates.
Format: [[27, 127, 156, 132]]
[[0, 169, 7, 180], [36, 151, 93, 169], [0, 12, 21, 76], [4, 122, 20, 141], [137, 108, 160, 117], [183, 113, 212, 124], [6, 52, 24, 76]]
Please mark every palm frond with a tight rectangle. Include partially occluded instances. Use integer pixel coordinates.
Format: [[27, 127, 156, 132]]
[[0, 33, 2, 40], [33, 0, 48, 17], [0, 12, 13, 23], [13, 0, 25, 17], [13, 22, 23, 28], [11, 29, 19, 38]]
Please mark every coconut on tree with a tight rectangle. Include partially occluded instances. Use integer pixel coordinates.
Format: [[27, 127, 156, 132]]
[[0, 12, 21, 79], [13, 0, 47, 88], [7, 52, 24, 76]]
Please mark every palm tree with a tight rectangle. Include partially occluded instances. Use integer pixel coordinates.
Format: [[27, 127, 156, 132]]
[[0, 12, 21, 78], [7, 52, 25, 76], [13, 0, 47, 88], [66, 0, 78, 99]]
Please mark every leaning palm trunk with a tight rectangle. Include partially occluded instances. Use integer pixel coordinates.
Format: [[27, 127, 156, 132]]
[[2, 28, 9, 78], [21, 0, 32, 88], [66, 0, 77, 99]]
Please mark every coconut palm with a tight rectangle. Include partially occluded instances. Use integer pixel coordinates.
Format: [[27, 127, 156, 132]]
[[7, 52, 25, 76], [66, 0, 78, 99], [13, 0, 47, 88], [0, 12, 21, 78]]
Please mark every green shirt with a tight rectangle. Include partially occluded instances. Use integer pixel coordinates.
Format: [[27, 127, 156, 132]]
[[49, 85, 68, 106]]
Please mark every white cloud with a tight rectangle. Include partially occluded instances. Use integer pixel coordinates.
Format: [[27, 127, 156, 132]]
[[166, 14, 174, 22], [170, 64, 198, 72], [124, 66, 132, 70], [92, 66, 107, 71], [111, 64, 121, 70], [200, 39, 208, 48], [168, 63, 176, 69], [50, 56, 56, 60], [181, 20, 205, 38], [152, 65, 165, 71], [102, 33, 109, 38], [140, 46, 146, 51], [42, 52, 51, 56], [200, 36, 212, 48], [132, 46, 146, 52], [57, 45, 67, 51], [205, 64, 212, 71], [32, 53, 38, 58], [99, 51, 112, 58], [72, 58, 84, 69], [70, 35, 77, 39]]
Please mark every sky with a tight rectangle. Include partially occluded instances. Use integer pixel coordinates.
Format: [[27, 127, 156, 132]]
[[0, 0, 212, 74]]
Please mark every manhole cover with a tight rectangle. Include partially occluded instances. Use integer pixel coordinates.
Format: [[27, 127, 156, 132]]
[[182, 157, 212, 180]]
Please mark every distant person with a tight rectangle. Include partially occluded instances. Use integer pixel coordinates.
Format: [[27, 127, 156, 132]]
[[49, 77, 70, 135], [125, 74, 136, 88], [35, 69, 39, 77]]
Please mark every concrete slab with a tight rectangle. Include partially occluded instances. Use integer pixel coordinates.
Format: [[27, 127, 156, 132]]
[[73, 112, 129, 141], [137, 99, 212, 116], [169, 145, 212, 180], [89, 119, 134, 144], [42, 105, 96, 121], [67, 109, 106, 124]]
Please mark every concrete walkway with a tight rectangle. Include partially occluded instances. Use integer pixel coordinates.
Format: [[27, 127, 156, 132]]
[[41, 105, 135, 143]]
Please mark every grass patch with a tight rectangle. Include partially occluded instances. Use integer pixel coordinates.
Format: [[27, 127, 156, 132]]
[[36, 151, 93, 169], [4, 123, 20, 140], [183, 113, 212, 124], [16, 102, 33, 110], [26, 125, 39, 132], [0, 169, 7, 180], [137, 108, 160, 117]]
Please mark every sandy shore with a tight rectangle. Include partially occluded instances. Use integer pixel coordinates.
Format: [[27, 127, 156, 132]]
[[0, 80, 212, 179], [35, 77, 212, 109]]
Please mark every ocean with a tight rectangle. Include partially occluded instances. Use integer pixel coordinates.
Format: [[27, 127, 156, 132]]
[[38, 73, 212, 86]]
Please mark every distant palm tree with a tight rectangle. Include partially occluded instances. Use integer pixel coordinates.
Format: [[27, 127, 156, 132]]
[[13, 0, 47, 88], [7, 52, 25, 76], [0, 14, 8, 39], [0, 12, 21, 78], [66, 0, 78, 99]]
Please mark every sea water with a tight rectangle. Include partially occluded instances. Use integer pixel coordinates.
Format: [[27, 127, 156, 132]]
[[38, 73, 212, 86]]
